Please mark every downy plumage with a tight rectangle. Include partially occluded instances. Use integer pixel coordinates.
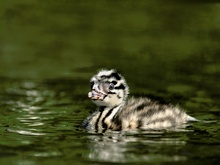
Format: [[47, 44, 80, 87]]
[[82, 69, 197, 132]]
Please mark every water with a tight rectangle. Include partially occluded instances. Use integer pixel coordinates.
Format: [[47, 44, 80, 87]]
[[1, 0, 220, 164]]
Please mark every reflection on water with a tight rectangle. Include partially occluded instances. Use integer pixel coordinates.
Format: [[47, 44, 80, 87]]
[[4, 82, 51, 136], [84, 121, 220, 164], [7, 129, 46, 136], [86, 131, 187, 163], [1, 80, 77, 147], [0, 79, 85, 164]]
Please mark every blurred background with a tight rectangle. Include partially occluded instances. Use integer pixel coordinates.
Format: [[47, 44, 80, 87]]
[[0, 0, 220, 164], [1, 1, 220, 100]]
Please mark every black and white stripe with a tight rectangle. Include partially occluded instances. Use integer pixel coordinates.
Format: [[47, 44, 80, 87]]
[[83, 69, 197, 132]]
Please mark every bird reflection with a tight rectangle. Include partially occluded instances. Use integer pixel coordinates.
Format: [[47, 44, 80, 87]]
[[85, 130, 187, 163]]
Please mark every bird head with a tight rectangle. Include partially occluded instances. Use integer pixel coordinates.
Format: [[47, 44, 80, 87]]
[[88, 69, 129, 107]]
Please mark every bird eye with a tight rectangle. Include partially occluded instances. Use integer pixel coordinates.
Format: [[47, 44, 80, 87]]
[[109, 83, 114, 90]]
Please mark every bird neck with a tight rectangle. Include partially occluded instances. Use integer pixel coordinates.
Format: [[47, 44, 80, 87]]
[[98, 104, 123, 119], [99, 104, 122, 111]]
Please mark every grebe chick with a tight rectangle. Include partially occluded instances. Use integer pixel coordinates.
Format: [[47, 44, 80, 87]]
[[82, 69, 197, 132]]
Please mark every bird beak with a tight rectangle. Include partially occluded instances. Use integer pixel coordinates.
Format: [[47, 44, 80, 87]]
[[88, 89, 107, 101]]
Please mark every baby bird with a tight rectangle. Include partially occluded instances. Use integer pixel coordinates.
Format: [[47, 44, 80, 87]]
[[82, 69, 197, 132]]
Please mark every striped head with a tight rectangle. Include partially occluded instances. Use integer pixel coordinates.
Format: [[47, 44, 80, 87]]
[[88, 69, 129, 107]]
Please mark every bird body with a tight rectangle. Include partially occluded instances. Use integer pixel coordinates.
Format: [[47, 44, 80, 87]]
[[83, 69, 197, 132]]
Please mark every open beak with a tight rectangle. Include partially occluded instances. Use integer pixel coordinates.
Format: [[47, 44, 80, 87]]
[[88, 89, 107, 101]]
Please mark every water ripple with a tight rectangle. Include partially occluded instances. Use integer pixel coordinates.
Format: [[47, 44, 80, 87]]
[[7, 128, 46, 136]]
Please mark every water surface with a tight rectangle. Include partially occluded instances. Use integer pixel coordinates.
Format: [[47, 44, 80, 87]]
[[1, 1, 220, 164]]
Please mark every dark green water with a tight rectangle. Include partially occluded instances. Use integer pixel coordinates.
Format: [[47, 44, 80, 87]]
[[1, 1, 220, 164]]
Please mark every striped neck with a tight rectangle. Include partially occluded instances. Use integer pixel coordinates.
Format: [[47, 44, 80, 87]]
[[95, 105, 122, 132]]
